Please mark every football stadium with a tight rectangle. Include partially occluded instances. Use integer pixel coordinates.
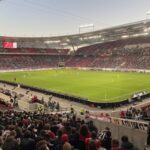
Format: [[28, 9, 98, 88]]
[[0, 1, 150, 150]]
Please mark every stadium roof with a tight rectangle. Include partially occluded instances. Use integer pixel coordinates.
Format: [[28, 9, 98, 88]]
[[1, 19, 150, 49]]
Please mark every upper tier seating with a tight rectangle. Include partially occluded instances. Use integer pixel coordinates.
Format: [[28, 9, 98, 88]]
[[66, 36, 150, 69], [1, 36, 150, 70]]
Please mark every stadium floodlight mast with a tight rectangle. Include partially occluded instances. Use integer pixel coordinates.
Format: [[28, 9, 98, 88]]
[[79, 24, 94, 34], [146, 10, 150, 20], [144, 11, 150, 34]]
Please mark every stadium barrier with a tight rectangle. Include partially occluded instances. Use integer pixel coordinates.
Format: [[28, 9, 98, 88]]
[[90, 117, 147, 150], [0, 67, 59, 73], [18, 99, 30, 111], [0, 80, 150, 108], [73, 67, 150, 73], [88, 113, 148, 131], [18, 99, 44, 112], [0, 93, 10, 103], [1, 67, 150, 73], [111, 117, 148, 131], [80, 112, 147, 150]]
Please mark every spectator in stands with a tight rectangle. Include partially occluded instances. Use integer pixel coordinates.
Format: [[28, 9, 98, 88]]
[[20, 130, 35, 150], [36, 140, 50, 150], [121, 136, 134, 150], [146, 123, 150, 150], [134, 110, 141, 120], [41, 97, 44, 104], [53, 130, 63, 150], [126, 109, 133, 119], [37, 144, 49, 150], [3, 136, 19, 150], [70, 106, 74, 114], [61, 134, 72, 150], [43, 124, 56, 140], [31, 95, 38, 103], [85, 131, 101, 150], [0, 137, 3, 150], [0, 108, 143, 150], [120, 111, 125, 119], [22, 115, 31, 127], [79, 124, 91, 150], [101, 127, 112, 150], [63, 142, 72, 150], [111, 139, 120, 150], [87, 120, 98, 133], [69, 127, 80, 150], [141, 109, 148, 121], [56, 102, 60, 111], [49, 95, 53, 102], [122, 106, 150, 121]]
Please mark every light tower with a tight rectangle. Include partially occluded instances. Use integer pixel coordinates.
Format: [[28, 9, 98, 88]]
[[146, 10, 150, 20], [144, 11, 150, 34]]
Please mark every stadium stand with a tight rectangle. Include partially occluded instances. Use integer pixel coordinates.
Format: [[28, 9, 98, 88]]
[[0, 36, 150, 70], [120, 105, 150, 121], [0, 109, 138, 150], [66, 37, 150, 69], [0, 81, 148, 149], [0, 55, 69, 70]]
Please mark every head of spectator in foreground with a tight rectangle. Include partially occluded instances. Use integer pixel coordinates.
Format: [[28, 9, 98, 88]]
[[61, 134, 69, 143], [57, 129, 63, 138], [147, 122, 150, 146], [9, 130, 16, 138], [121, 135, 134, 150], [0, 137, 3, 149], [63, 142, 72, 150], [80, 124, 89, 137], [37, 144, 49, 150], [121, 136, 129, 142], [111, 139, 119, 148], [23, 130, 31, 138], [89, 131, 100, 150], [91, 131, 97, 140], [36, 140, 50, 150], [3, 136, 19, 150]]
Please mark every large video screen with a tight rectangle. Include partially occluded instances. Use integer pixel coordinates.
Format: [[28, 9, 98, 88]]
[[2, 42, 17, 48]]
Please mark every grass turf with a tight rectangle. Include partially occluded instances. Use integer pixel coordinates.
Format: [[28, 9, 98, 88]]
[[0, 69, 150, 102]]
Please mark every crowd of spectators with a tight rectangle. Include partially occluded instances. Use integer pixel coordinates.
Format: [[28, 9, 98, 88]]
[[120, 106, 150, 121], [66, 37, 150, 70], [0, 84, 147, 150], [0, 55, 61, 70], [29, 94, 60, 112], [66, 45, 150, 69], [0, 88, 19, 109], [0, 109, 137, 150], [0, 36, 150, 70]]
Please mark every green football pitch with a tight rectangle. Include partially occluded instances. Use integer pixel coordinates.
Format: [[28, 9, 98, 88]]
[[0, 69, 150, 102]]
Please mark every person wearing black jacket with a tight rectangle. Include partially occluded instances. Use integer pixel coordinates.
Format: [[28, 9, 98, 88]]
[[121, 136, 134, 150]]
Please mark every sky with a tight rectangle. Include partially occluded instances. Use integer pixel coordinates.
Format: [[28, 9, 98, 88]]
[[0, 0, 150, 37]]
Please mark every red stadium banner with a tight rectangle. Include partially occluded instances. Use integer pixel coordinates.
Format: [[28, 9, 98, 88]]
[[2, 42, 17, 48]]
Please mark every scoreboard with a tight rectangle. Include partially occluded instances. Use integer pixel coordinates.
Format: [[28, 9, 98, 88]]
[[0, 42, 17, 48]]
